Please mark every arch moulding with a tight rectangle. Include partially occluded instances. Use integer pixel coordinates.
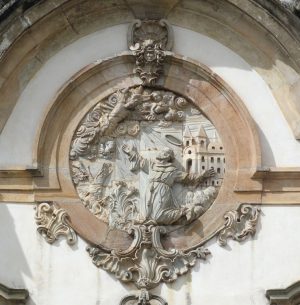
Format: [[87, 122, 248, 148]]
[[24, 53, 261, 248]]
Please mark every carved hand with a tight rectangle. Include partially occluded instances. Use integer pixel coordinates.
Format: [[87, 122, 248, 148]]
[[202, 168, 216, 178], [122, 144, 131, 155]]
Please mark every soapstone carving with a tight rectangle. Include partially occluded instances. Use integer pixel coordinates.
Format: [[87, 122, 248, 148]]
[[128, 19, 173, 85], [121, 145, 216, 225], [218, 205, 261, 246], [70, 87, 224, 231], [35, 202, 77, 245], [32, 19, 262, 305], [69, 85, 227, 299]]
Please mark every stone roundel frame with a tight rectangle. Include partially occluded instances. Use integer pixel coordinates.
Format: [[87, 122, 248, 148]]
[[34, 53, 261, 251]]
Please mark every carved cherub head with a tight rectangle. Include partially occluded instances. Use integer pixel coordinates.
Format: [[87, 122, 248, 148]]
[[142, 39, 157, 62]]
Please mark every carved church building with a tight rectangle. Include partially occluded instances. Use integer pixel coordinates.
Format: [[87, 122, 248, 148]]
[[1, 1, 300, 305], [183, 125, 225, 186]]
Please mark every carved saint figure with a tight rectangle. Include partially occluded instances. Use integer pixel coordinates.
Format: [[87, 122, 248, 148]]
[[122, 145, 215, 225]]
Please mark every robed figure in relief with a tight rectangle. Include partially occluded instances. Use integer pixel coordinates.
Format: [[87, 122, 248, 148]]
[[122, 145, 215, 225]]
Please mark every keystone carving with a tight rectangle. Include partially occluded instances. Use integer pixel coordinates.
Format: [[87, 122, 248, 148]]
[[128, 19, 173, 85], [87, 225, 210, 290]]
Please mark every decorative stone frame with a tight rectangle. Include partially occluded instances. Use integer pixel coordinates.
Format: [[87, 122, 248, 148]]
[[30, 53, 261, 249]]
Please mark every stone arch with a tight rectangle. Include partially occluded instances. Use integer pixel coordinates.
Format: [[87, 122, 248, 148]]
[[0, 0, 299, 143], [33, 53, 261, 249]]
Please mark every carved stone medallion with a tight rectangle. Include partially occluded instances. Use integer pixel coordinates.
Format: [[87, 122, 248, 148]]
[[69, 85, 225, 293], [70, 87, 225, 231]]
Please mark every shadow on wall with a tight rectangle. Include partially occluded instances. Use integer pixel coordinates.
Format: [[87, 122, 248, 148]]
[[0, 204, 34, 304]]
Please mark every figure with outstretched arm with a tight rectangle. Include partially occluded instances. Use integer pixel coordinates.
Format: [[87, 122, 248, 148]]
[[122, 144, 215, 225]]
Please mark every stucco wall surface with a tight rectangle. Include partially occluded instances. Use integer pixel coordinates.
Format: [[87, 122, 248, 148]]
[[0, 204, 299, 305]]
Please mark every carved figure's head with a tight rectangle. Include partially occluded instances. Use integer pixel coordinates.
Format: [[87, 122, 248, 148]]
[[142, 39, 156, 62], [156, 147, 175, 162]]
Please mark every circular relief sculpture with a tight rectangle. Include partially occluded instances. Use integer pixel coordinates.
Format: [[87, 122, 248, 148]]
[[68, 86, 228, 302], [70, 86, 225, 232]]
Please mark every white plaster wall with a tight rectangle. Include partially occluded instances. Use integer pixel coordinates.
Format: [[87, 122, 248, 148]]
[[1, 204, 300, 305], [0, 25, 299, 168]]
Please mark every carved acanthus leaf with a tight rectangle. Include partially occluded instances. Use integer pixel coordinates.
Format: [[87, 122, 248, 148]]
[[87, 225, 210, 290], [218, 205, 260, 246], [35, 202, 77, 245]]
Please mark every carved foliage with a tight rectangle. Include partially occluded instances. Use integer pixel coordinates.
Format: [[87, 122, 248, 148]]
[[87, 225, 210, 290], [218, 205, 260, 246], [35, 202, 77, 245]]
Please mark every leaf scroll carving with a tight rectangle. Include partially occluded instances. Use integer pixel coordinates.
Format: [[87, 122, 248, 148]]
[[35, 202, 77, 245], [87, 225, 210, 290], [218, 205, 261, 246]]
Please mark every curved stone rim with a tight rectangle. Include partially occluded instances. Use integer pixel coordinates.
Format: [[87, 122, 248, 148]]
[[0, 0, 299, 140], [33, 53, 261, 251]]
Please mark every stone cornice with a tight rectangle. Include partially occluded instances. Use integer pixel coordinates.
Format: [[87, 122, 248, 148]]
[[0, 283, 28, 304]]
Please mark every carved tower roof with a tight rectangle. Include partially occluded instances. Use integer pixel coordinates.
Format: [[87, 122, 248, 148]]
[[183, 125, 192, 138], [197, 125, 208, 138]]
